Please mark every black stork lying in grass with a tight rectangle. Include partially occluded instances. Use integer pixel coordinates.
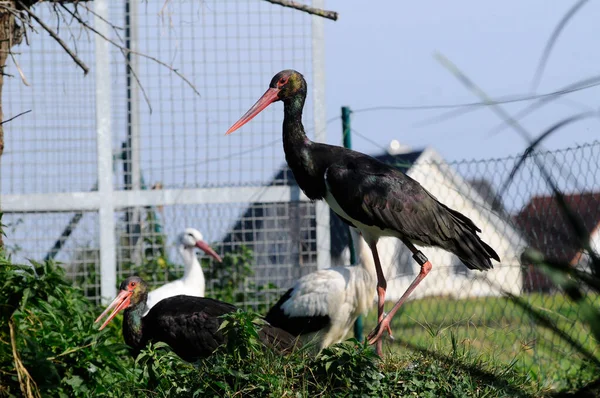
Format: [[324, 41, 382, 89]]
[[226, 69, 500, 356], [95, 276, 298, 361]]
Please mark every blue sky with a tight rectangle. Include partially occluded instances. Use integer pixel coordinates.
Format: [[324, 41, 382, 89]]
[[322, 0, 599, 161]]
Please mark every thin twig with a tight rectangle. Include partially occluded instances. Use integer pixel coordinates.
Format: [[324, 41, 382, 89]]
[[79, 3, 124, 32], [1, 109, 31, 125], [46, 342, 94, 362], [59, 4, 154, 111], [122, 48, 153, 113], [18, 1, 89, 75], [59, 3, 199, 96], [78, 3, 126, 45], [9, 51, 29, 86], [263, 0, 338, 21]]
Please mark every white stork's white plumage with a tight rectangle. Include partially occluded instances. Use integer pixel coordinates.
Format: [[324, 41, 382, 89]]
[[145, 228, 222, 313], [265, 230, 379, 350]]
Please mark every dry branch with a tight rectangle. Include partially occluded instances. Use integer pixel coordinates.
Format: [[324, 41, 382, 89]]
[[9, 319, 42, 398], [18, 1, 89, 74], [59, 4, 153, 111], [264, 0, 338, 21], [1, 108, 30, 124], [60, 3, 199, 96]]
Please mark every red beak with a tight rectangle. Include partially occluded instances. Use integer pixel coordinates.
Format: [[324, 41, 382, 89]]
[[225, 87, 280, 135], [95, 289, 132, 330], [196, 240, 222, 263]]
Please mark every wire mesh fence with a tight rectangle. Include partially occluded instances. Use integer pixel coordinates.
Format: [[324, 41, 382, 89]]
[[0, 0, 598, 384]]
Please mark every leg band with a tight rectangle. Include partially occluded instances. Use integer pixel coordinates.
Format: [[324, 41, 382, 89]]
[[413, 250, 429, 266]]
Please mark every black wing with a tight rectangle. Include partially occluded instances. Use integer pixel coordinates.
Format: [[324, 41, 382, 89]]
[[144, 296, 237, 361], [265, 288, 331, 336], [325, 156, 499, 270], [144, 296, 297, 361]]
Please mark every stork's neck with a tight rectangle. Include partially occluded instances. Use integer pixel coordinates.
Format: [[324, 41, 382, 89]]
[[282, 94, 311, 157], [123, 302, 147, 349], [179, 246, 205, 285]]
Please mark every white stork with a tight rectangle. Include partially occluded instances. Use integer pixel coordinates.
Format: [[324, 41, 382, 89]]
[[265, 230, 381, 351], [145, 228, 222, 313]]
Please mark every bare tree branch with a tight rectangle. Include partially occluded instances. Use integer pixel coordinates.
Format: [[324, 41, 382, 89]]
[[18, 1, 89, 75], [263, 0, 338, 21], [1, 109, 31, 125], [60, 4, 153, 111], [60, 3, 200, 96], [79, 3, 124, 33], [9, 50, 28, 85]]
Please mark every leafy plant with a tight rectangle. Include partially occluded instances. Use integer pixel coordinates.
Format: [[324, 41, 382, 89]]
[[217, 310, 265, 361], [305, 339, 386, 397], [0, 254, 136, 398], [204, 245, 253, 302]]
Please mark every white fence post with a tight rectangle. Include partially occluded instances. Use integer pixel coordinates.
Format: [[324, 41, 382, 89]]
[[312, 0, 330, 270], [95, 0, 117, 303]]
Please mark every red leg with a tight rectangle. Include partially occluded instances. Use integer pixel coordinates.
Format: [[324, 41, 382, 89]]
[[367, 241, 387, 357], [367, 243, 432, 346]]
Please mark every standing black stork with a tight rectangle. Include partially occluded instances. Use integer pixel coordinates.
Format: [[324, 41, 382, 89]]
[[95, 276, 298, 361], [226, 70, 500, 356]]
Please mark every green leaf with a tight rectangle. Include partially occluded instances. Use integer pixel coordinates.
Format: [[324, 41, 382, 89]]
[[65, 375, 84, 388]]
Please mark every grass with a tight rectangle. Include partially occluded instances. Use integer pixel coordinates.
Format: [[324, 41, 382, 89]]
[[0, 255, 546, 398], [364, 293, 600, 392], [1, 236, 597, 397]]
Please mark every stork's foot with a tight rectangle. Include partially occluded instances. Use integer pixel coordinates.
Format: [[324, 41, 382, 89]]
[[367, 314, 394, 356]]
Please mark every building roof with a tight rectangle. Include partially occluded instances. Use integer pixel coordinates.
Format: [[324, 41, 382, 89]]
[[514, 192, 600, 263], [468, 178, 507, 216]]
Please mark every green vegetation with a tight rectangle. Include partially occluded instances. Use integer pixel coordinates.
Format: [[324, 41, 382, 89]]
[[1, 214, 599, 397], [367, 293, 600, 392], [0, 250, 540, 398]]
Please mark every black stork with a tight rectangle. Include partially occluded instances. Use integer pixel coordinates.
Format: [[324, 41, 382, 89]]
[[95, 276, 298, 361], [226, 70, 500, 356]]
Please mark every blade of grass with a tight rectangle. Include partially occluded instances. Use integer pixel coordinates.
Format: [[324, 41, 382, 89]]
[[437, 53, 600, 361], [522, 249, 600, 293], [530, 0, 590, 92], [391, 337, 532, 397], [498, 111, 600, 197], [488, 74, 600, 137], [503, 291, 599, 366], [435, 52, 600, 269]]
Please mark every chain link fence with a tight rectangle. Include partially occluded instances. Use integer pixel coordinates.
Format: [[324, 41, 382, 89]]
[[1, 0, 598, 383]]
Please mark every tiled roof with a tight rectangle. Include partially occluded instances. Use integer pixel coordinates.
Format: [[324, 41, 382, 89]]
[[514, 192, 600, 263]]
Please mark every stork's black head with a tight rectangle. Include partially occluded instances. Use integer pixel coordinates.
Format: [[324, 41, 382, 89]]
[[268, 70, 306, 102], [95, 276, 148, 330], [226, 70, 306, 135]]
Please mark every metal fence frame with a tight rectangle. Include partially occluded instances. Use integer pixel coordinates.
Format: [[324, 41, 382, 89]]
[[1, 0, 329, 302]]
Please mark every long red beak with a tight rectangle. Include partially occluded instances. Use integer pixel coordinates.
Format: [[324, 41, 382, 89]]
[[196, 240, 223, 263], [225, 87, 280, 135], [95, 289, 132, 330]]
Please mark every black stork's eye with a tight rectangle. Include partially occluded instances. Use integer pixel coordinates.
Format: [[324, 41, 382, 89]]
[[130, 281, 136, 288], [279, 77, 287, 86]]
